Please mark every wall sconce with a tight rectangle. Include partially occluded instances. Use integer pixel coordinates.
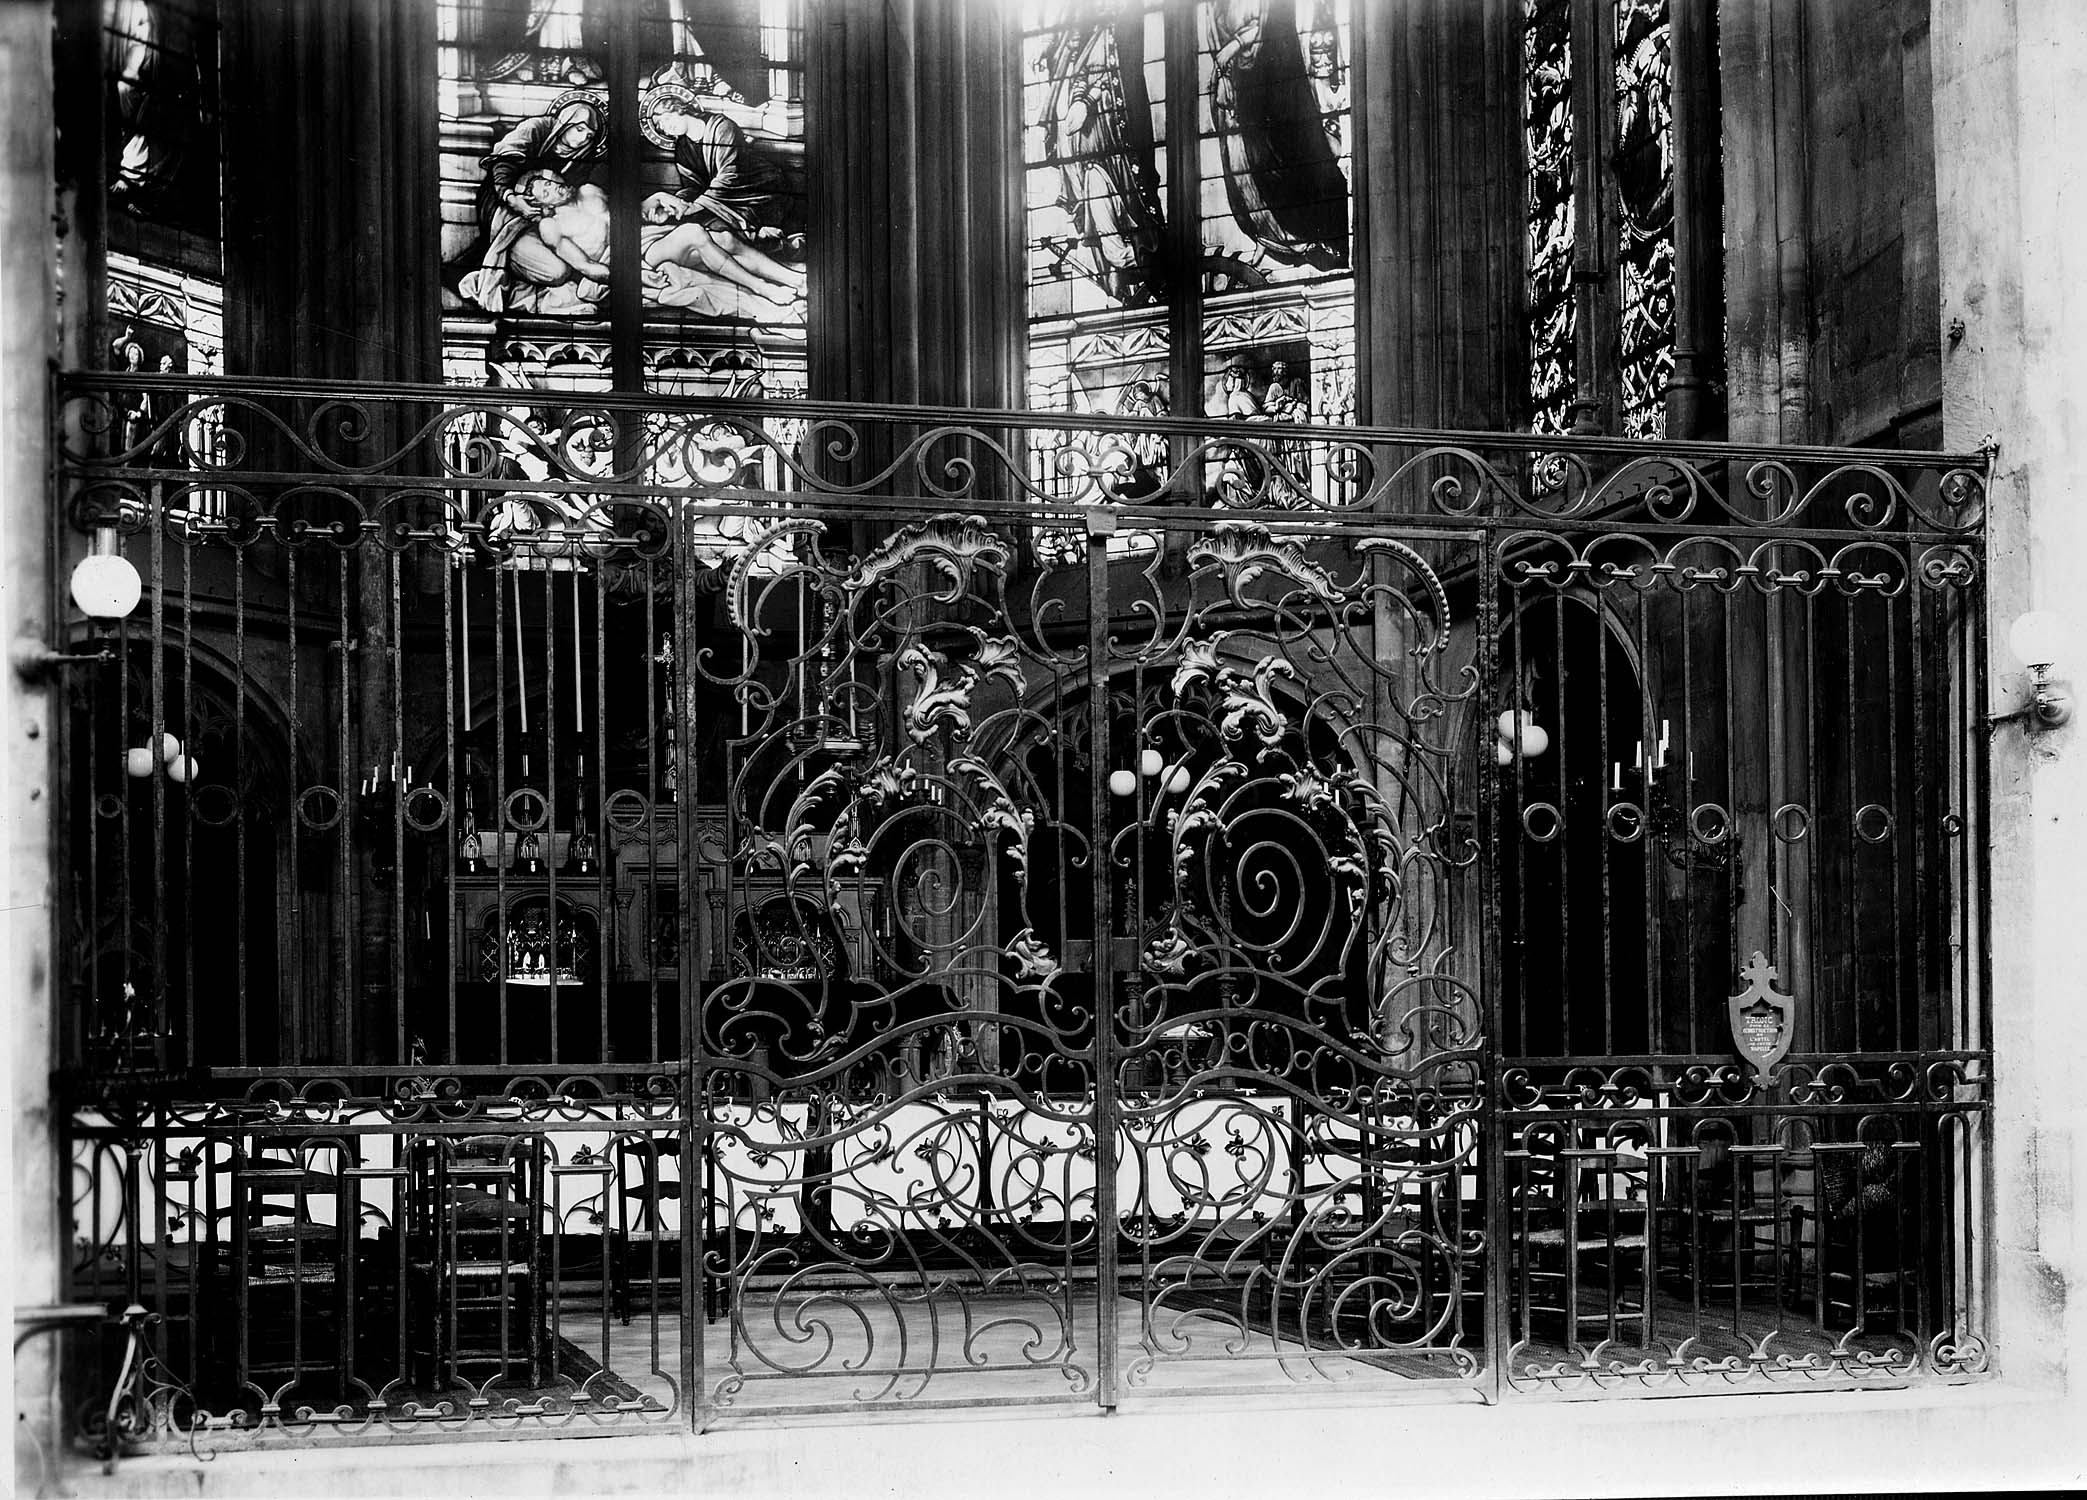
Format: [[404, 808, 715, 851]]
[[1992, 610, 2072, 730], [16, 534, 134, 679], [71, 531, 142, 622]]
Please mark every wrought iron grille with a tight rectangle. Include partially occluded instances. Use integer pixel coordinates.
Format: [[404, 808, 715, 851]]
[[51, 372, 1990, 1451]]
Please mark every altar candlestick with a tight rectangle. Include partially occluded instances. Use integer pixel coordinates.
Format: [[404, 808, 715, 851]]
[[513, 575, 529, 736], [460, 572, 472, 732]]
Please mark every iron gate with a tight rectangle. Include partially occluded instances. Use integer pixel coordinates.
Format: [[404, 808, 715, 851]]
[[684, 506, 1490, 1417]]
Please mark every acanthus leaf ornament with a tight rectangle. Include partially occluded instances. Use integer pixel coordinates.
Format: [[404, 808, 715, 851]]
[[843, 513, 1011, 600], [1222, 655, 1299, 746], [1187, 524, 1343, 609], [1007, 928, 1061, 983]]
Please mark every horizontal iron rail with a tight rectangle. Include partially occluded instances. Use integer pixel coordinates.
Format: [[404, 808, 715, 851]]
[[55, 369, 1995, 470]]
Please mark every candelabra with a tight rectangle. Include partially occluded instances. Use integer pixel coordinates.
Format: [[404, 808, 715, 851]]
[[1611, 724, 1739, 882], [356, 752, 425, 884]]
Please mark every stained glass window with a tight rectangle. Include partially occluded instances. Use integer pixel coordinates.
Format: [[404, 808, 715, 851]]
[[105, 0, 223, 274], [1613, 0, 1675, 438], [1024, 0, 1354, 557], [437, 0, 808, 399], [1523, 0, 1575, 436], [1196, 0, 1353, 502], [636, 5, 807, 398], [103, 0, 226, 509], [437, 1, 808, 572], [1522, 0, 1679, 438], [1024, 0, 1173, 420]]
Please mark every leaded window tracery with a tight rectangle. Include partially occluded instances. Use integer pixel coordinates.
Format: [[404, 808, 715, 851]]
[[1023, 0, 1355, 553], [1522, 0, 1686, 439], [436, 0, 808, 400]]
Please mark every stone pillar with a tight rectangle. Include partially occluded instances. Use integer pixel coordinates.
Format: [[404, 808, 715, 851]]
[[219, 0, 440, 1063], [1354, 0, 1525, 431], [1353, 2, 1525, 1050], [1933, 0, 2087, 1392], [806, 0, 1022, 411], [1664, 0, 1724, 440], [806, 1, 1023, 1057], [219, 0, 441, 384], [4, 2, 64, 1485], [1720, 0, 1813, 444]]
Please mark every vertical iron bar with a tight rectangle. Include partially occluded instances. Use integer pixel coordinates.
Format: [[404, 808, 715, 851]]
[[1805, 590, 1822, 1051], [445, 553, 459, 1065], [679, 504, 705, 1429], [1551, 590, 1567, 1048], [1678, 578, 1696, 1052], [179, 528, 195, 1065], [1597, 591, 1613, 1054], [392, 550, 407, 1067], [545, 565, 560, 1067], [644, 563, 660, 1061], [1087, 520, 1119, 1409], [594, 567, 611, 1065], [1636, 589, 1659, 1050], [1886, 580, 1907, 1051], [1843, 579, 1859, 1052], [150, 478, 166, 1067], [1479, 525, 1506, 1403], [494, 562, 509, 1065], [286, 543, 302, 1062], [233, 519, 248, 1064], [336, 549, 354, 1065]]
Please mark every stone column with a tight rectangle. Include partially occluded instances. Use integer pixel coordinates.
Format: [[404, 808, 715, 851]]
[[807, 1, 1024, 1061], [806, 0, 1022, 412], [1933, 0, 2087, 1393], [1354, 1, 1525, 1053], [219, 0, 440, 1063], [1664, 0, 1724, 440], [1354, 0, 1525, 432], [1720, 0, 1812, 444], [4, 1, 64, 1484]]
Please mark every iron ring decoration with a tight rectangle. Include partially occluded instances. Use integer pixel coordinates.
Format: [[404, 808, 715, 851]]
[[1605, 801, 1648, 843], [1855, 802, 1896, 843], [295, 784, 344, 831], [190, 781, 242, 828], [502, 787, 550, 832], [1520, 801, 1564, 842], [604, 788, 653, 832], [1771, 803, 1812, 843], [402, 784, 449, 833], [1688, 802, 1732, 844]]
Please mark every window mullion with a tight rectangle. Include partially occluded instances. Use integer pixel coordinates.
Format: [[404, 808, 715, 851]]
[[1163, 0, 1204, 427], [605, 1, 644, 400], [1569, 0, 1620, 435]]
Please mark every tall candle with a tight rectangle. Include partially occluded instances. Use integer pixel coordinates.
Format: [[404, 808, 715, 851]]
[[513, 578, 529, 736], [571, 568, 584, 732], [460, 571, 471, 732]]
